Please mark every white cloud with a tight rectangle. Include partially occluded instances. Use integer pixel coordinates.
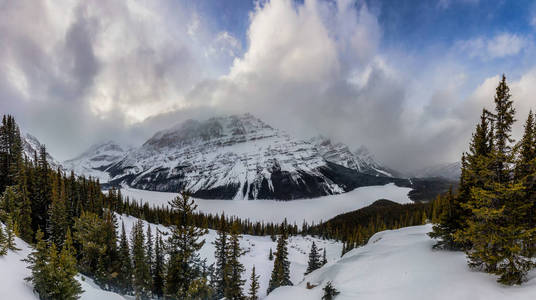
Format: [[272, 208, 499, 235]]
[[456, 33, 531, 59]]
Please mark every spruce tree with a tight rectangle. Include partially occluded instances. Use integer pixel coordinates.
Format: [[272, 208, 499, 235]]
[[459, 75, 536, 284], [268, 248, 273, 261], [248, 266, 260, 300], [152, 230, 165, 298], [131, 219, 152, 299], [54, 229, 83, 299], [224, 222, 245, 300], [117, 222, 132, 294], [48, 173, 68, 247], [267, 230, 292, 294], [322, 281, 340, 300], [305, 241, 321, 274], [0, 224, 7, 256], [322, 248, 327, 265], [5, 215, 19, 251], [165, 192, 207, 298], [213, 227, 228, 299]]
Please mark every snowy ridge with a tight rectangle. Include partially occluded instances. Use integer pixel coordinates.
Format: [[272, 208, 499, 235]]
[[63, 141, 129, 182], [310, 136, 394, 177], [21, 132, 62, 170]]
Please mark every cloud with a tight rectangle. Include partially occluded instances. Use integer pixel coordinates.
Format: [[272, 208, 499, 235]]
[[456, 33, 531, 59], [1, 0, 535, 173]]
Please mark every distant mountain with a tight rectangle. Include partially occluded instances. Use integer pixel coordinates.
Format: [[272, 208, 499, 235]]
[[21, 132, 61, 170], [407, 161, 461, 181], [63, 141, 129, 182], [62, 113, 409, 200], [310, 136, 399, 177]]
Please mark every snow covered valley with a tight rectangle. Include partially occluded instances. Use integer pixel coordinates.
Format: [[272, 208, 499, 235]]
[[119, 183, 413, 224]]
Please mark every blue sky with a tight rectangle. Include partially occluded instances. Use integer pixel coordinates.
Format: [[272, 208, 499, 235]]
[[1, 0, 535, 170]]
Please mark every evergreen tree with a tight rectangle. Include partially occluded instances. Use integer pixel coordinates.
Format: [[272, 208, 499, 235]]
[[146, 224, 154, 277], [54, 229, 83, 299], [267, 231, 292, 294], [117, 222, 132, 294], [322, 248, 327, 266], [152, 230, 165, 298], [224, 222, 245, 300], [248, 266, 260, 300], [165, 192, 207, 299], [48, 173, 68, 247], [24, 230, 48, 296], [5, 215, 19, 251], [0, 224, 7, 256], [305, 241, 321, 274], [268, 248, 273, 261], [131, 219, 152, 299], [213, 227, 228, 299], [322, 281, 340, 300], [459, 75, 536, 284]]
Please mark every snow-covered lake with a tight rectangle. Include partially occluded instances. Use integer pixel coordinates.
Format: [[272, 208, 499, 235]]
[[119, 183, 413, 224]]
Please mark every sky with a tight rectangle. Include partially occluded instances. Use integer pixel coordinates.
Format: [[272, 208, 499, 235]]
[[1, 0, 536, 171]]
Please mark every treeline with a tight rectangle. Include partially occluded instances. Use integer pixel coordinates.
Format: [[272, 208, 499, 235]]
[[429, 75, 536, 285], [304, 199, 434, 255]]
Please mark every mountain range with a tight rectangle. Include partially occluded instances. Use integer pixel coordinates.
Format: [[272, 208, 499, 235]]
[[63, 114, 405, 200]]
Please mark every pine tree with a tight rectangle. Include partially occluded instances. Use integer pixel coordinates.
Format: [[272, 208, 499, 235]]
[[248, 266, 260, 300], [224, 222, 245, 300], [48, 173, 68, 247], [131, 219, 152, 299], [213, 228, 228, 298], [268, 248, 273, 261], [54, 229, 83, 299], [267, 230, 292, 294], [146, 224, 154, 277], [25, 230, 48, 296], [165, 192, 207, 298], [305, 241, 321, 274], [152, 230, 165, 298], [0, 224, 7, 256], [322, 248, 327, 265], [5, 215, 19, 251], [322, 281, 340, 300], [117, 222, 132, 294], [459, 75, 536, 285]]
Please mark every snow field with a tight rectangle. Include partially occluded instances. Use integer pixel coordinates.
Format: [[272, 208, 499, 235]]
[[119, 183, 413, 225], [266, 224, 536, 300]]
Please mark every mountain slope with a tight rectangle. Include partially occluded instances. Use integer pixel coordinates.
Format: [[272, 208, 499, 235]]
[[310, 136, 398, 177], [267, 225, 536, 300], [106, 114, 399, 200], [21, 132, 61, 170], [63, 141, 128, 182]]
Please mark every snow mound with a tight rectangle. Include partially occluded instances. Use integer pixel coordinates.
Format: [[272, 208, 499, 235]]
[[266, 224, 536, 300]]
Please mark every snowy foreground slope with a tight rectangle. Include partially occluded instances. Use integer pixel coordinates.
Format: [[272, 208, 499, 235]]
[[0, 216, 342, 299], [267, 224, 536, 300], [0, 234, 125, 300], [119, 183, 412, 224]]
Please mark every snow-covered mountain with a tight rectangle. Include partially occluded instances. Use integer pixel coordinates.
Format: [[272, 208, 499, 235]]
[[92, 113, 401, 200], [310, 136, 396, 177], [21, 132, 61, 170], [407, 161, 461, 181], [63, 141, 129, 182]]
